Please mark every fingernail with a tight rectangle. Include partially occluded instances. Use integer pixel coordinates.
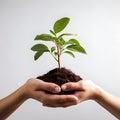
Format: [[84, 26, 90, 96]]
[[62, 85, 67, 90], [54, 87, 60, 93]]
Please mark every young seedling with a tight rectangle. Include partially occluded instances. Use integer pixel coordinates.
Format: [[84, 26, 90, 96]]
[[31, 17, 87, 69]]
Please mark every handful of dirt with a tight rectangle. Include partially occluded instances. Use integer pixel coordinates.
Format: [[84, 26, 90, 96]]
[[37, 67, 82, 94]]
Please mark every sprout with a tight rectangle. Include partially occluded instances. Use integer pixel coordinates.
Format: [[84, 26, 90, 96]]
[[31, 17, 87, 69]]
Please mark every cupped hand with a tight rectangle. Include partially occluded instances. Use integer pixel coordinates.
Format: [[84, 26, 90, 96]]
[[61, 80, 99, 103], [22, 78, 78, 107]]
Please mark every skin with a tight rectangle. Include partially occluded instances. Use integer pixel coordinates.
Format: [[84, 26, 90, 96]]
[[0, 78, 77, 120], [61, 80, 120, 119], [1, 79, 120, 119]]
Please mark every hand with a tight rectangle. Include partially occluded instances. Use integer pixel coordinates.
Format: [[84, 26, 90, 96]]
[[61, 80, 120, 119], [0, 78, 78, 120], [61, 80, 99, 103], [22, 78, 78, 107]]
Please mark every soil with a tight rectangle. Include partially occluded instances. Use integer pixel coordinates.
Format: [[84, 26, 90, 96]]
[[37, 67, 82, 94]]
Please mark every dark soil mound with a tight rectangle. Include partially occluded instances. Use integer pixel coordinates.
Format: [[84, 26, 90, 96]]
[[37, 67, 82, 94]]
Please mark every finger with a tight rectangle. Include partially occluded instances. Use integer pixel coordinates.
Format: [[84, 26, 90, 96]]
[[61, 81, 84, 91], [43, 100, 77, 108], [57, 96, 78, 107], [36, 79, 61, 93], [42, 94, 66, 104], [42, 94, 78, 107]]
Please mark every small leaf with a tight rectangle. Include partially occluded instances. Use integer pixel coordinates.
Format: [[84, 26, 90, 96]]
[[34, 51, 44, 60], [51, 46, 56, 53], [64, 51, 75, 58], [53, 17, 70, 33], [58, 33, 73, 39], [49, 30, 56, 36], [31, 44, 49, 52], [59, 37, 65, 46], [34, 34, 55, 41], [65, 39, 80, 46], [54, 52, 58, 56], [67, 45, 87, 54]]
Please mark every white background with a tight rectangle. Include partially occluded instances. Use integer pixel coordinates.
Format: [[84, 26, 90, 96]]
[[0, 0, 120, 119]]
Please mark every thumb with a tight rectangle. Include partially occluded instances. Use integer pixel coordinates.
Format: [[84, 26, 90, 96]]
[[36, 79, 61, 93], [61, 80, 84, 91]]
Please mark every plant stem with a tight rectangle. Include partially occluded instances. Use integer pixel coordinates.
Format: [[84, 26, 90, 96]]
[[58, 54, 60, 69], [57, 45, 60, 69]]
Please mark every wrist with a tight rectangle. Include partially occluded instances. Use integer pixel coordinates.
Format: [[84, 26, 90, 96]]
[[18, 85, 30, 101], [92, 85, 104, 101]]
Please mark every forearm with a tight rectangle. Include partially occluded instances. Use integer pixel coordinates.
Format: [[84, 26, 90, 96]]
[[95, 87, 120, 119], [0, 86, 27, 120]]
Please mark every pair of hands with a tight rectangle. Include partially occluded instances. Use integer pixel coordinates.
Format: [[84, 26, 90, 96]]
[[22, 78, 99, 107], [2, 78, 119, 119]]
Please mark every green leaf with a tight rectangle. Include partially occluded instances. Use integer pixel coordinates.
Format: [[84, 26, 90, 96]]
[[34, 34, 55, 41], [67, 45, 87, 54], [65, 39, 80, 46], [58, 33, 73, 39], [51, 46, 56, 53], [59, 37, 65, 46], [49, 30, 56, 36], [53, 17, 70, 33], [54, 52, 58, 56], [31, 44, 49, 52], [34, 51, 44, 60], [64, 51, 75, 58]]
